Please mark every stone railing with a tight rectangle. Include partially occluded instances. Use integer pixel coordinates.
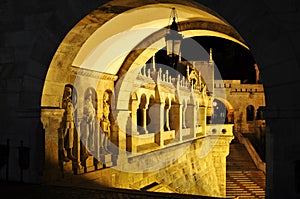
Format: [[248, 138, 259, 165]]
[[235, 131, 266, 174], [206, 124, 234, 137], [128, 123, 233, 155], [137, 66, 201, 91]]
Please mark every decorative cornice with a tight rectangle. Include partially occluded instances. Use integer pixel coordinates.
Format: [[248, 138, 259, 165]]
[[71, 66, 118, 81]]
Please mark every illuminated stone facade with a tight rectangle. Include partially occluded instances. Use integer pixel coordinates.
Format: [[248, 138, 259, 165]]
[[40, 55, 234, 197], [214, 80, 266, 135], [4, 0, 300, 198]]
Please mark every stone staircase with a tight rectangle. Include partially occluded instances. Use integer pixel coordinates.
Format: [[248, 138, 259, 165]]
[[226, 138, 266, 198]]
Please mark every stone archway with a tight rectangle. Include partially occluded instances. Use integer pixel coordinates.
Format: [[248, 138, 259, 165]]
[[1, 0, 297, 198], [40, 0, 246, 195], [39, 0, 291, 198], [213, 97, 234, 124]]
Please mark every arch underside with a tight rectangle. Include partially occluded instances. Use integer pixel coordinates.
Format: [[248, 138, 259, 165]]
[[71, 2, 247, 77], [42, 2, 247, 108], [7, 0, 297, 197]]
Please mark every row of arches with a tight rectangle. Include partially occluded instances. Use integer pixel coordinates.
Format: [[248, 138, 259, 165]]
[[129, 90, 207, 137], [212, 99, 234, 124], [212, 100, 264, 124], [246, 105, 264, 121], [22, 0, 298, 196]]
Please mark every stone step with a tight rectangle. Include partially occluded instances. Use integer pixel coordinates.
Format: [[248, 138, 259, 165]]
[[226, 139, 265, 198]]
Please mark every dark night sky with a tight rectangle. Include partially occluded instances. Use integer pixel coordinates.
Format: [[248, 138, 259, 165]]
[[153, 36, 257, 83], [192, 36, 256, 83]]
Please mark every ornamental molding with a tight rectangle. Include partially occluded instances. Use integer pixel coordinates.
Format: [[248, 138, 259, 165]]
[[71, 66, 118, 81]]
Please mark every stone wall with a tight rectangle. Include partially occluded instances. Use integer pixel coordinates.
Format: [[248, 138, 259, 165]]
[[214, 80, 265, 134], [43, 134, 233, 198], [2, 0, 300, 198]]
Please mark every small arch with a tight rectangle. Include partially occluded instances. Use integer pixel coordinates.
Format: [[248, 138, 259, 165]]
[[212, 99, 227, 124], [256, 106, 264, 120], [212, 98, 234, 124], [128, 92, 138, 111], [246, 105, 255, 121], [62, 84, 78, 107], [137, 94, 147, 134], [146, 95, 156, 133], [164, 97, 171, 131]]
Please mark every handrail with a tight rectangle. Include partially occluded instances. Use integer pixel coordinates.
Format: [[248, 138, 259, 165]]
[[235, 131, 266, 174]]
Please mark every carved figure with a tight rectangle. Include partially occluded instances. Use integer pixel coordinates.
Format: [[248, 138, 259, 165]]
[[83, 89, 96, 151], [100, 92, 111, 152], [60, 86, 76, 162]]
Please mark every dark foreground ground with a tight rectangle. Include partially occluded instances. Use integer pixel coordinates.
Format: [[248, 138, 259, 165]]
[[0, 181, 225, 199]]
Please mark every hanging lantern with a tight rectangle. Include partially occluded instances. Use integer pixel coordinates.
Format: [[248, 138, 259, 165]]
[[165, 8, 183, 68]]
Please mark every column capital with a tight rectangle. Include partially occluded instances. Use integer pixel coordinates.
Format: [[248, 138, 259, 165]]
[[40, 108, 64, 129]]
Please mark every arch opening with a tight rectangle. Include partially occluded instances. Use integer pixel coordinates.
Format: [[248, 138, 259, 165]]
[[40, 0, 266, 198]]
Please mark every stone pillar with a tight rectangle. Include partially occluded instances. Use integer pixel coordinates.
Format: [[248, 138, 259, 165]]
[[169, 104, 182, 141], [115, 110, 130, 166], [206, 95, 213, 124], [182, 104, 187, 129], [40, 108, 64, 182], [191, 104, 197, 138], [199, 106, 207, 136], [155, 102, 165, 146], [131, 100, 139, 135], [196, 105, 200, 127], [41, 108, 85, 179], [185, 103, 196, 138], [73, 118, 84, 174], [142, 108, 148, 134], [94, 119, 100, 165], [210, 135, 234, 197], [165, 103, 171, 131], [127, 101, 138, 152], [116, 110, 130, 153], [178, 104, 183, 141]]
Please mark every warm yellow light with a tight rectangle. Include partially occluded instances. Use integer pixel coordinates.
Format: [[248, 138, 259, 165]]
[[72, 3, 247, 75]]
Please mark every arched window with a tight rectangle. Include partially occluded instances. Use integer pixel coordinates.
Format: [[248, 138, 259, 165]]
[[169, 98, 178, 131], [146, 96, 155, 133], [246, 105, 255, 121], [256, 106, 264, 120], [164, 98, 170, 131], [212, 99, 227, 124], [137, 94, 147, 134]]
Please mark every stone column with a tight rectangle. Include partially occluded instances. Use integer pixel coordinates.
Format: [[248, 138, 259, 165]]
[[73, 118, 84, 174], [210, 135, 234, 197], [40, 108, 64, 182], [127, 100, 138, 152], [41, 108, 85, 179], [190, 104, 197, 138], [182, 104, 187, 129], [169, 104, 182, 141], [196, 105, 200, 127], [165, 103, 171, 131], [140, 100, 149, 134], [178, 104, 183, 141], [154, 102, 165, 146], [142, 107, 148, 134], [199, 106, 207, 136], [115, 110, 130, 165], [131, 100, 139, 135], [94, 119, 100, 164]]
